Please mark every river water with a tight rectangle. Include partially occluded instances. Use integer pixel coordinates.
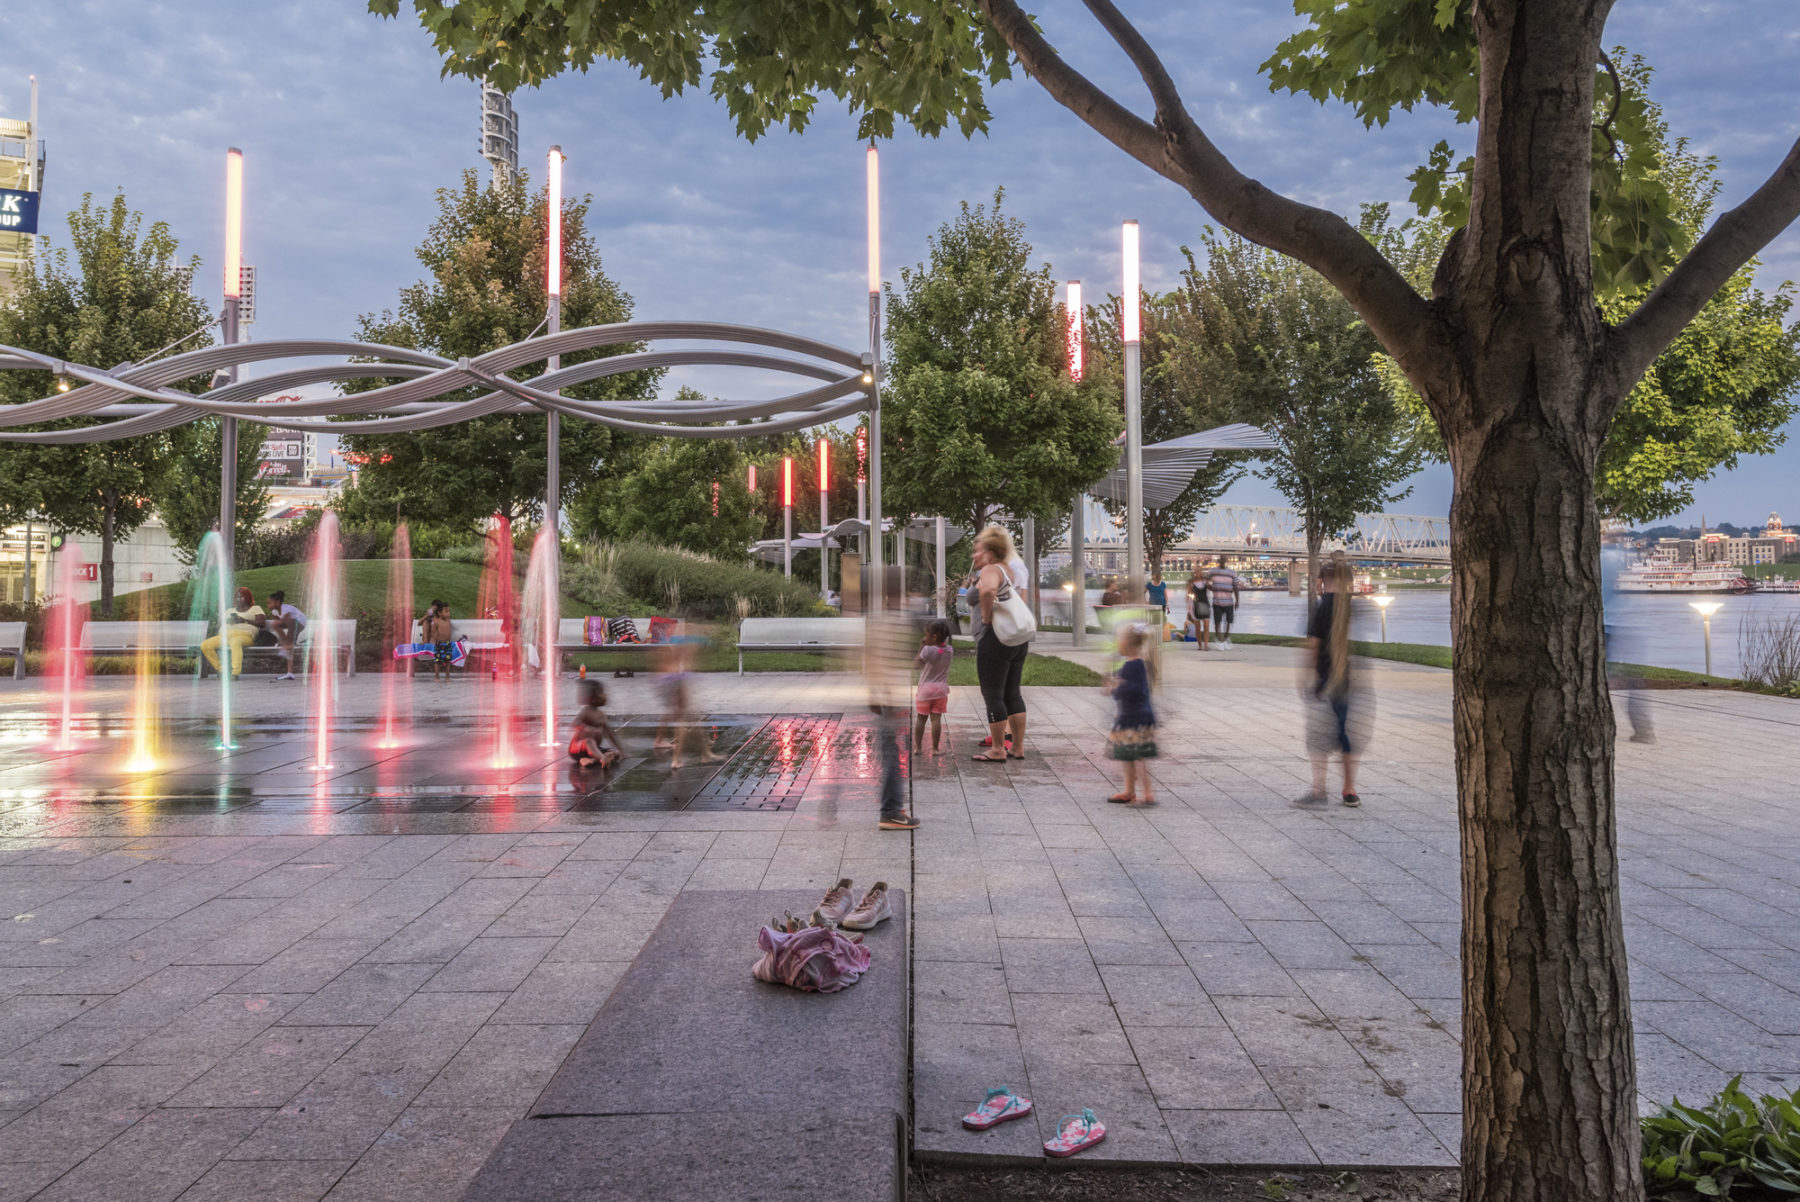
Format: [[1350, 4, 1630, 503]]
[[1212, 589, 1800, 678]]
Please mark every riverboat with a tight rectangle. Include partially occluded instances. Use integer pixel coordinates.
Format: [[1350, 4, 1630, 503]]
[[1615, 550, 1754, 594]]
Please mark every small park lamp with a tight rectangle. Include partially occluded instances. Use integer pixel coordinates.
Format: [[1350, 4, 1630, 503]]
[[1689, 600, 1724, 677], [1370, 593, 1394, 643]]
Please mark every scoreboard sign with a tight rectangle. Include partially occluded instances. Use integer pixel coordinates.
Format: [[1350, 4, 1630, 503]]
[[0, 189, 39, 234]]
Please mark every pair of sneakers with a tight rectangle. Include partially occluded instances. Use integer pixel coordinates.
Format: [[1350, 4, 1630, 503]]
[[817, 878, 893, 931]]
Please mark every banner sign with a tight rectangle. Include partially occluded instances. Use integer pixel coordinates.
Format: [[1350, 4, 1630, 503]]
[[0, 189, 39, 234]]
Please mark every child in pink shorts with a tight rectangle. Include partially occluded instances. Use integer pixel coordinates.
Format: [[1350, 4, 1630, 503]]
[[913, 619, 953, 753]]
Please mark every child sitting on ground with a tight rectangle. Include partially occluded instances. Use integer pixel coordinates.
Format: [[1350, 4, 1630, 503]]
[[568, 679, 622, 769], [913, 619, 952, 753], [1105, 623, 1158, 806]]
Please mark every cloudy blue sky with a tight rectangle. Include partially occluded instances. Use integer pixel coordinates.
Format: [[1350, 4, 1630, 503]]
[[5, 1, 1798, 526]]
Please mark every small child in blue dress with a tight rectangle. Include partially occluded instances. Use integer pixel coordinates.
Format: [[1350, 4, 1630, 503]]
[[1106, 624, 1157, 806]]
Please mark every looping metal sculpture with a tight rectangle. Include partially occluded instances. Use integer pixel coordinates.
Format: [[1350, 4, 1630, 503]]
[[0, 322, 876, 444]]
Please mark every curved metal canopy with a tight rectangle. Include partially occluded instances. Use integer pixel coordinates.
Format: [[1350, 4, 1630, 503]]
[[0, 322, 875, 445], [1086, 423, 1279, 509]]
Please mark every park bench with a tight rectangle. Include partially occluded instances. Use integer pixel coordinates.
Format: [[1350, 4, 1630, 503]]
[[736, 616, 865, 674], [406, 617, 664, 675], [461, 888, 908, 1202], [79, 620, 209, 676], [212, 618, 358, 677], [0, 621, 23, 679]]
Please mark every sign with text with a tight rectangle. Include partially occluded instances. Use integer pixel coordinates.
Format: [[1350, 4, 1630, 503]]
[[0, 188, 39, 234]]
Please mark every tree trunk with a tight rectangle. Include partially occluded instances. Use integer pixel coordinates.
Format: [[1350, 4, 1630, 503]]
[[1304, 525, 1324, 605], [99, 488, 116, 620], [1444, 9, 1641, 1199]]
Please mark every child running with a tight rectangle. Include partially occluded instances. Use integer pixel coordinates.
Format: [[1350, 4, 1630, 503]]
[[1105, 623, 1158, 806], [913, 619, 952, 754], [568, 679, 622, 769]]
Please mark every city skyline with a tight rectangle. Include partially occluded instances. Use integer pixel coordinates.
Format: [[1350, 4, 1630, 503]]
[[2, 1, 1797, 524]]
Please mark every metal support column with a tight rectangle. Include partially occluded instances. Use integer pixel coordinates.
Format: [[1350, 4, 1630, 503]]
[[935, 516, 946, 618], [1023, 516, 1038, 622], [219, 302, 240, 568], [1124, 340, 1144, 604], [868, 301, 883, 620], [1070, 495, 1086, 647]]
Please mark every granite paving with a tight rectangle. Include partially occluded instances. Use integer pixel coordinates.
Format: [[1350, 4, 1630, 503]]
[[0, 644, 1793, 1194]]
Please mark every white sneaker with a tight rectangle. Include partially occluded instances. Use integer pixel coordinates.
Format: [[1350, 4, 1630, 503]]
[[841, 881, 892, 930], [818, 878, 857, 925]]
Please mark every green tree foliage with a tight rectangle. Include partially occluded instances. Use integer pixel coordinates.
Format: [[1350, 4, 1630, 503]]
[[336, 168, 657, 534], [158, 420, 274, 567], [1084, 293, 1246, 576], [1164, 228, 1428, 591], [588, 435, 760, 562], [0, 193, 217, 615], [881, 190, 1119, 540]]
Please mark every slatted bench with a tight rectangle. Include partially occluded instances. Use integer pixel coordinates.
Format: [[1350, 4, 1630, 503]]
[[0, 621, 24, 679], [79, 620, 209, 676], [736, 616, 865, 674], [211, 618, 358, 677], [460, 888, 908, 1202]]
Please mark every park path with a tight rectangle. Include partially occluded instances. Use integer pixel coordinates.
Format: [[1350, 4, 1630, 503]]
[[0, 651, 1794, 1195]]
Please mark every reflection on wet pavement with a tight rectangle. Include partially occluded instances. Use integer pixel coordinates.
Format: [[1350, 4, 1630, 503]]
[[0, 711, 855, 817]]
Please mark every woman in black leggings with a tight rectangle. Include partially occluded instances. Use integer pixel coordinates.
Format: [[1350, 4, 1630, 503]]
[[969, 525, 1028, 761]]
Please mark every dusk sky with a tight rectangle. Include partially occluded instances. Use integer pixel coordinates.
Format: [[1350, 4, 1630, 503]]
[[4, 2, 1797, 528]]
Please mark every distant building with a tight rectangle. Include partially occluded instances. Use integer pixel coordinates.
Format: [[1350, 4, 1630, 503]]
[[1658, 511, 1799, 566], [0, 76, 45, 296]]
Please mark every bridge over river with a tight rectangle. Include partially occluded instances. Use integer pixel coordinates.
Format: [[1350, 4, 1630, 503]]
[[1050, 503, 1452, 566]]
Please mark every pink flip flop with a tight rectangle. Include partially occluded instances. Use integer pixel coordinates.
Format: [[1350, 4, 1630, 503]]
[[962, 1087, 1033, 1130], [1044, 1108, 1106, 1157]]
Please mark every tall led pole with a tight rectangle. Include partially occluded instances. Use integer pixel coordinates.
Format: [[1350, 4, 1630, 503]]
[[819, 439, 830, 596], [1122, 221, 1145, 604], [783, 457, 794, 578], [219, 148, 244, 568], [1067, 280, 1086, 646], [542, 145, 563, 744], [866, 144, 884, 617]]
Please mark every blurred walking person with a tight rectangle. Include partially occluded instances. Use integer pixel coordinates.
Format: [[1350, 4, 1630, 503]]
[[869, 566, 920, 830], [1295, 553, 1369, 809], [1203, 558, 1243, 648]]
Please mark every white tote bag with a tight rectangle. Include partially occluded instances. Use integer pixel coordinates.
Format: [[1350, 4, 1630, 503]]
[[990, 575, 1037, 646]]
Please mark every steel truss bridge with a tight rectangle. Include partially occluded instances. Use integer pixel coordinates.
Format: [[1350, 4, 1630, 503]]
[[1054, 504, 1452, 565]]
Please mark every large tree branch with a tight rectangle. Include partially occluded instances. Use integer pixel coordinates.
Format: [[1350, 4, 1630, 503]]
[[978, 0, 1443, 394], [1611, 133, 1800, 386]]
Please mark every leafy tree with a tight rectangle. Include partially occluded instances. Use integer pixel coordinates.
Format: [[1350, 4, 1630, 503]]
[[159, 420, 273, 565], [336, 168, 658, 532], [591, 435, 760, 562], [0, 192, 215, 615], [376, 3, 1800, 1196], [1165, 228, 1429, 595], [881, 190, 1119, 538], [1085, 292, 1245, 577]]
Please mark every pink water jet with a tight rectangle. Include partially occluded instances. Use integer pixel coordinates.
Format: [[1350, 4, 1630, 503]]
[[376, 523, 414, 750], [478, 514, 519, 769], [48, 548, 89, 750], [523, 529, 560, 748], [308, 512, 343, 770]]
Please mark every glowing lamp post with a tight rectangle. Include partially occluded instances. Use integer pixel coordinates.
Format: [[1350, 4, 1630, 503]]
[[1689, 600, 1723, 677], [1371, 593, 1394, 644], [1068, 279, 1087, 648], [783, 456, 794, 579], [1122, 221, 1145, 604], [819, 439, 830, 596], [866, 143, 885, 616], [219, 147, 245, 567], [541, 145, 565, 749]]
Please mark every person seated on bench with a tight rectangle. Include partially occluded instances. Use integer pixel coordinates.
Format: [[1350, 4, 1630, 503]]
[[202, 587, 266, 678], [265, 590, 308, 682], [567, 679, 622, 769]]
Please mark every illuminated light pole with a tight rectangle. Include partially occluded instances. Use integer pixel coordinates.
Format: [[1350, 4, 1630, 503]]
[[1371, 593, 1394, 643], [783, 456, 794, 579], [1068, 279, 1087, 647], [866, 143, 885, 617], [856, 425, 868, 559], [1689, 600, 1723, 677], [1122, 221, 1145, 605], [819, 439, 830, 596], [219, 148, 244, 568], [541, 145, 564, 747]]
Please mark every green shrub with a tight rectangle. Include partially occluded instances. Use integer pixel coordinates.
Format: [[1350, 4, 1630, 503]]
[[1642, 1076, 1800, 1197], [564, 540, 825, 620]]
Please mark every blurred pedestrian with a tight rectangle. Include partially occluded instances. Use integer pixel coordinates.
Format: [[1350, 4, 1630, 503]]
[[1203, 559, 1243, 648], [869, 567, 920, 830], [1105, 623, 1158, 806], [1295, 553, 1366, 808], [1187, 571, 1213, 649]]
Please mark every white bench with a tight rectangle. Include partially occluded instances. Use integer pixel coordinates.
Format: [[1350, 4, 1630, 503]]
[[736, 617, 866, 674], [198, 618, 358, 677], [80, 620, 210, 676], [0, 621, 24, 679], [407, 617, 665, 677]]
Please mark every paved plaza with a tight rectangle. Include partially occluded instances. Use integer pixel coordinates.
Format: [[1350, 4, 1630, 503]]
[[0, 645, 1797, 1196]]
